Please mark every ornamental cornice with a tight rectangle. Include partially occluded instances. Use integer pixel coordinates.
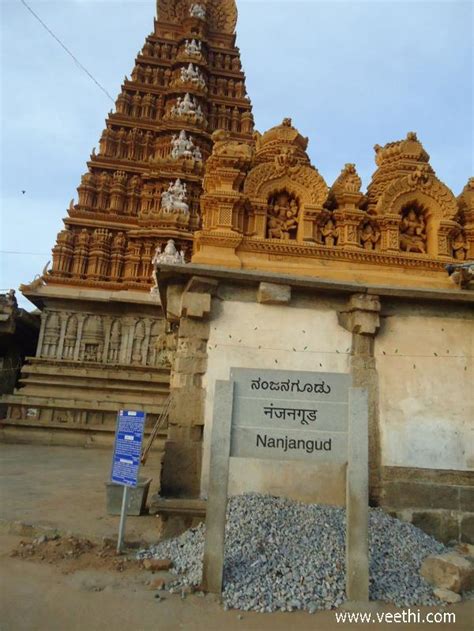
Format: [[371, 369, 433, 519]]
[[238, 238, 448, 271]]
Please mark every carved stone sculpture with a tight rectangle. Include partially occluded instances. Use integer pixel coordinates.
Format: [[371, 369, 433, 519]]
[[150, 240, 186, 293], [185, 39, 202, 57], [180, 63, 206, 89], [452, 231, 468, 260], [321, 218, 339, 247], [190, 3, 206, 19], [171, 130, 202, 160], [400, 206, 426, 253], [160, 179, 190, 214], [267, 192, 299, 240], [360, 221, 381, 251], [171, 93, 204, 124]]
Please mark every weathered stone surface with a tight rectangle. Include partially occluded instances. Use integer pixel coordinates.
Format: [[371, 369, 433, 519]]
[[338, 293, 381, 335], [256, 282, 291, 305], [173, 356, 208, 375], [433, 588, 462, 603], [184, 277, 219, 296], [420, 552, 474, 593], [348, 293, 381, 313], [143, 559, 173, 571], [166, 284, 185, 322], [170, 388, 205, 425], [383, 482, 460, 511], [181, 292, 211, 319], [160, 440, 202, 498], [460, 488, 474, 513], [461, 514, 474, 544], [178, 318, 210, 340], [412, 511, 459, 544]]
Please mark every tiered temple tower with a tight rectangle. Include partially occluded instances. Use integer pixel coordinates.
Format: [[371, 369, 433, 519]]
[[2, 0, 254, 443]]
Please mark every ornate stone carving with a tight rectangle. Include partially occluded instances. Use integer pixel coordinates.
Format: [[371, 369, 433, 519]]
[[399, 203, 427, 254], [157, 0, 237, 34], [190, 3, 206, 19], [179, 63, 206, 90], [42, 312, 60, 358], [267, 191, 299, 240], [108, 320, 122, 363], [451, 230, 468, 261], [132, 320, 146, 365], [81, 315, 104, 362], [160, 179, 190, 214], [360, 221, 381, 251], [62, 315, 78, 360], [320, 217, 339, 247], [184, 39, 202, 58], [171, 131, 202, 161], [168, 93, 205, 125]]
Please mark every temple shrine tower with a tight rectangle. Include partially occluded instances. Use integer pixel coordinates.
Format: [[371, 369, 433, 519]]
[[3, 0, 253, 440]]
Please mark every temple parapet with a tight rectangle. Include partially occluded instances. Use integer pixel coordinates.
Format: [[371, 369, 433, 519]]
[[194, 122, 473, 288]]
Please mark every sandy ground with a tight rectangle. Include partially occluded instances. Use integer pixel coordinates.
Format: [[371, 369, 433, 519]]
[[0, 444, 473, 630], [0, 443, 163, 543]]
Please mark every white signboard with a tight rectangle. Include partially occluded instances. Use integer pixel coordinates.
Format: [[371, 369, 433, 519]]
[[230, 368, 350, 463]]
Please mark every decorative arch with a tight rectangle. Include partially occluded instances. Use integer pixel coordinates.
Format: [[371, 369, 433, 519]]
[[244, 162, 328, 207], [376, 173, 458, 220]]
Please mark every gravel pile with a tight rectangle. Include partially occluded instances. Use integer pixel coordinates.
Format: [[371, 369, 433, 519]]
[[139, 493, 446, 613]]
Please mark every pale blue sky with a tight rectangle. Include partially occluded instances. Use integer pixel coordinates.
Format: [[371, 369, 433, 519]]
[[1, 0, 472, 308]]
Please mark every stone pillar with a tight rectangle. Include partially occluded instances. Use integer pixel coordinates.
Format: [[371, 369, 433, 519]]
[[160, 277, 216, 498], [338, 293, 382, 504], [57, 313, 69, 360], [36, 312, 47, 358], [102, 316, 112, 364], [73, 315, 86, 362]]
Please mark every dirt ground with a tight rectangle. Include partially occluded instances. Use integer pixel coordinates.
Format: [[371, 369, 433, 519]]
[[1, 444, 473, 630]]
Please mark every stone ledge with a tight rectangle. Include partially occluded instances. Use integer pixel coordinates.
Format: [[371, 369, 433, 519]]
[[156, 263, 474, 304]]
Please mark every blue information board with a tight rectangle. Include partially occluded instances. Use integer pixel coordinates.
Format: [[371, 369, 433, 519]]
[[111, 410, 146, 487]]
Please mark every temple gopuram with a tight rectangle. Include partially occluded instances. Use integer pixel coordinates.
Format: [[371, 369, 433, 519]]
[[2, 0, 473, 543], [2, 0, 253, 442]]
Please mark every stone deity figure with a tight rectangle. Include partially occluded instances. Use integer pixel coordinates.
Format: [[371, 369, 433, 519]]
[[180, 63, 205, 89], [321, 218, 339, 247], [160, 179, 190, 214], [171, 94, 204, 124], [360, 222, 381, 251], [151, 240, 186, 293], [190, 3, 206, 19], [452, 231, 468, 261], [170, 131, 201, 160], [400, 208, 426, 253], [267, 193, 298, 239], [185, 39, 202, 57]]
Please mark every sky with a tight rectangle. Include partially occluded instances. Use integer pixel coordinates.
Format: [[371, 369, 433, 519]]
[[0, 0, 472, 309]]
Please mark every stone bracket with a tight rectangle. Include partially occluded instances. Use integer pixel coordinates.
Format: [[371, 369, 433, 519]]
[[338, 293, 381, 335]]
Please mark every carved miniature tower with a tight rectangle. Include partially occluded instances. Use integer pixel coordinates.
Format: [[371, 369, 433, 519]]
[[3, 0, 254, 442]]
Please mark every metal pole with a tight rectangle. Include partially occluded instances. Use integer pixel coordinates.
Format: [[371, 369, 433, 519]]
[[117, 485, 129, 554]]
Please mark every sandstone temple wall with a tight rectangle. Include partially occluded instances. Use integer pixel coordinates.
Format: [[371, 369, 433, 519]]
[[157, 266, 473, 542]]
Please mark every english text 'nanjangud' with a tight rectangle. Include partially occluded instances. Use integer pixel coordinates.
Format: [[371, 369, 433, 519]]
[[256, 433, 332, 454]]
